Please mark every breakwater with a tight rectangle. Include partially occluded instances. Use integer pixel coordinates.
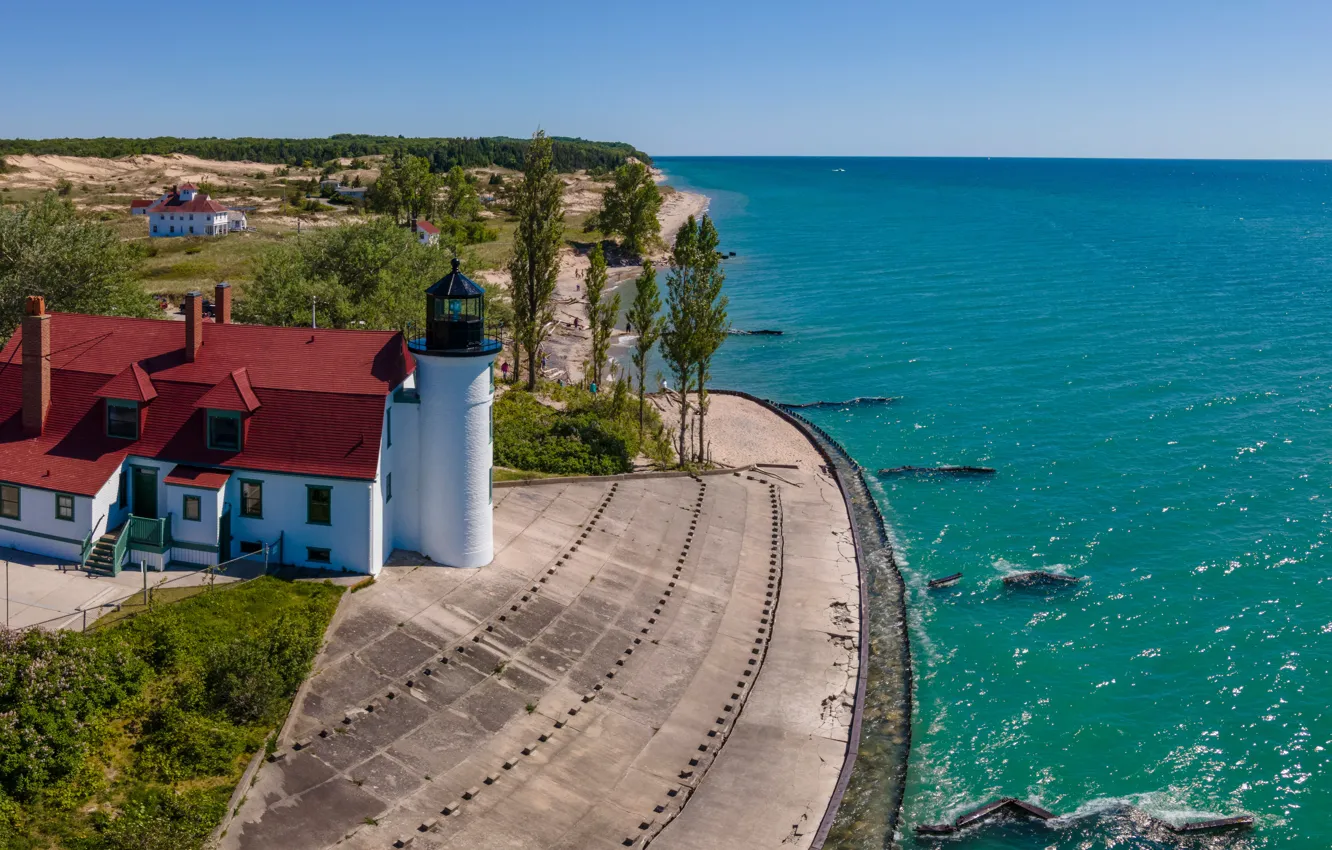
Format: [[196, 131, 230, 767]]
[[713, 390, 913, 850]]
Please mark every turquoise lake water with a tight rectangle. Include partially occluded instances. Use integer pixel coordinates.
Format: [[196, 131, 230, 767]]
[[655, 157, 1332, 848]]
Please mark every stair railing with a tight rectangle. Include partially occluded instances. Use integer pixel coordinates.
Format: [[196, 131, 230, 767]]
[[111, 525, 129, 576]]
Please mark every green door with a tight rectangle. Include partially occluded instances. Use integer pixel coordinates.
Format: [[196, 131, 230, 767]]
[[132, 468, 157, 519]]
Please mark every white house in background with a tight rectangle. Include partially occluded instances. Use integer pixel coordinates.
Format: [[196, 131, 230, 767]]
[[0, 263, 500, 575], [227, 209, 248, 231], [146, 183, 229, 237], [130, 199, 154, 216], [412, 219, 440, 246]]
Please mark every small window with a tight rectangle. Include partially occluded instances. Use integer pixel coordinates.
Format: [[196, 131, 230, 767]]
[[387, 407, 392, 448], [240, 480, 262, 518], [183, 494, 201, 521], [106, 400, 138, 440], [386, 472, 392, 503], [307, 486, 331, 525], [0, 484, 18, 520], [153, 225, 158, 233], [489, 467, 493, 504], [208, 411, 242, 451], [306, 547, 331, 564], [490, 363, 495, 394], [490, 405, 493, 443], [239, 540, 262, 554], [189, 226, 194, 234], [55, 493, 75, 522]]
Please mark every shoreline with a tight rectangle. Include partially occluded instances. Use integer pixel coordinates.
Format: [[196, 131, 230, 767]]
[[480, 184, 709, 385]]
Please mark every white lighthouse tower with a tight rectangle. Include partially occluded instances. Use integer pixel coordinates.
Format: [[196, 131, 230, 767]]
[[412, 258, 500, 567]]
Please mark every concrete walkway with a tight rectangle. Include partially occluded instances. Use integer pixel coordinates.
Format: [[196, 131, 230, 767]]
[[0, 546, 260, 631], [222, 461, 859, 850]]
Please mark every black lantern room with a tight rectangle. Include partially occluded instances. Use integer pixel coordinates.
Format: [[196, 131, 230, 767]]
[[420, 258, 498, 355]]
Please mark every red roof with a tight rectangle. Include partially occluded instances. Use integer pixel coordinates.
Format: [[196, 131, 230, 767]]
[[0, 314, 415, 495], [178, 183, 199, 190], [414, 220, 440, 235], [164, 464, 231, 490], [195, 367, 260, 413], [95, 363, 157, 403], [130, 200, 154, 209], [147, 190, 228, 214]]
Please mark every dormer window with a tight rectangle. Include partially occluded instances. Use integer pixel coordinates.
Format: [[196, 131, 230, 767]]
[[106, 400, 139, 440], [207, 410, 242, 451]]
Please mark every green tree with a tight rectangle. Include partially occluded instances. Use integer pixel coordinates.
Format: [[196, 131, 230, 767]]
[[441, 165, 481, 221], [235, 217, 457, 332], [625, 260, 664, 441], [0, 193, 154, 342], [369, 149, 439, 225], [593, 161, 662, 256], [507, 131, 565, 391], [661, 215, 728, 465], [661, 219, 699, 464], [584, 244, 619, 386], [688, 216, 728, 463]]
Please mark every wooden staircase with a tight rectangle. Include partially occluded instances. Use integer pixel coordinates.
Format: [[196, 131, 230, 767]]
[[84, 523, 125, 574]]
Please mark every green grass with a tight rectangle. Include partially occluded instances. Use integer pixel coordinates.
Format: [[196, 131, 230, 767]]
[[494, 466, 565, 482], [90, 585, 212, 630], [135, 226, 291, 297], [471, 210, 606, 271], [2, 576, 344, 850]]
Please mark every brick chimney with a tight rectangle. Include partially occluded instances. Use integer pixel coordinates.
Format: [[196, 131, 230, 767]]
[[214, 282, 232, 324], [184, 291, 203, 361], [21, 296, 51, 438]]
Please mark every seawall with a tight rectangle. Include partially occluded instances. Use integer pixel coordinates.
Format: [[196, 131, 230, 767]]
[[712, 390, 913, 850]]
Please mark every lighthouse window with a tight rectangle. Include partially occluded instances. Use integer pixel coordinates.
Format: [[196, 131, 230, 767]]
[[307, 486, 332, 525], [448, 299, 462, 318]]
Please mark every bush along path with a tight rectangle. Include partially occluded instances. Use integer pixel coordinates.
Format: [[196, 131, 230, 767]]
[[0, 577, 344, 850]]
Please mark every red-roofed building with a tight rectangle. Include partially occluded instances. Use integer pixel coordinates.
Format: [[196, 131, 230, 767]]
[[147, 184, 231, 237], [130, 199, 155, 216], [0, 274, 501, 575], [411, 219, 440, 246]]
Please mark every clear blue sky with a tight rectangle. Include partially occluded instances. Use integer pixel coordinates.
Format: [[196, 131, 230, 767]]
[[3, 0, 1330, 158]]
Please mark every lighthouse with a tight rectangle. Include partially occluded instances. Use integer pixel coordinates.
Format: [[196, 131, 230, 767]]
[[411, 258, 501, 568]]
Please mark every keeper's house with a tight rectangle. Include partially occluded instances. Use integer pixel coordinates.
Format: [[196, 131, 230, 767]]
[[146, 183, 230, 237], [0, 264, 499, 575]]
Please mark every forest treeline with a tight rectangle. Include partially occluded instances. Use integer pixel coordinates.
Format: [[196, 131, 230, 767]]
[[0, 134, 650, 173]]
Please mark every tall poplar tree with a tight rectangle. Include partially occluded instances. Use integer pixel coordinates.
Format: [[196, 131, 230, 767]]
[[626, 260, 664, 441], [661, 218, 700, 464], [507, 131, 565, 391], [690, 216, 728, 463], [584, 244, 619, 386]]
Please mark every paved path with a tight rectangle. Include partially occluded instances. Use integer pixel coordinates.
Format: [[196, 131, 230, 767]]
[[223, 465, 859, 849]]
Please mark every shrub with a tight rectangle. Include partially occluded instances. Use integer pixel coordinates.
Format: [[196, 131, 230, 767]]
[[0, 629, 147, 800], [494, 389, 641, 475], [81, 786, 228, 850], [204, 608, 325, 724], [134, 704, 254, 782]]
